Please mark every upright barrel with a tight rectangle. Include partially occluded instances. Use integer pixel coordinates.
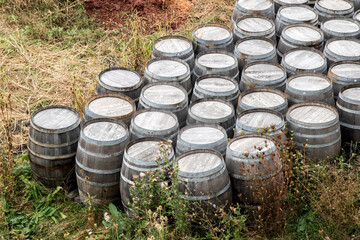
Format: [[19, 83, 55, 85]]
[[328, 61, 360, 98], [28, 105, 80, 188], [274, 0, 309, 13], [354, 9, 360, 21], [286, 73, 334, 106], [323, 38, 360, 67], [321, 17, 360, 41], [286, 102, 341, 161], [83, 94, 136, 126], [176, 124, 228, 157], [240, 62, 287, 92], [138, 82, 188, 127], [96, 67, 143, 102], [76, 119, 129, 205], [314, 0, 354, 23]]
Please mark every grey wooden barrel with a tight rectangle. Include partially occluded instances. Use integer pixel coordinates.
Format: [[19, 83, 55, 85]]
[[152, 35, 195, 71], [226, 134, 283, 205], [234, 37, 278, 71], [328, 61, 360, 98], [191, 74, 240, 107], [233, 15, 276, 44], [321, 17, 360, 41], [176, 124, 228, 157], [240, 61, 287, 92], [274, 0, 309, 13], [120, 137, 175, 214], [277, 24, 324, 59], [323, 38, 360, 68], [177, 149, 232, 212], [138, 82, 188, 128], [187, 98, 236, 138], [281, 47, 327, 76], [275, 5, 318, 37], [193, 50, 239, 83], [76, 118, 129, 205], [96, 67, 143, 102], [83, 93, 136, 126], [354, 9, 360, 21], [314, 0, 354, 23], [286, 73, 335, 106], [231, 0, 275, 28], [129, 108, 179, 144], [237, 88, 288, 117], [336, 84, 360, 142], [143, 57, 192, 96], [28, 105, 80, 188], [286, 102, 341, 161], [192, 23, 234, 55]]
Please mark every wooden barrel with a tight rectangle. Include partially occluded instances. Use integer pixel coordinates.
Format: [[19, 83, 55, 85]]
[[152, 35, 195, 71], [281, 47, 327, 76], [233, 15, 276, 44], [234, 37, 278, 71], [192, 23, 234, 55], [321, 17, 360, 41], [328, 61, 360, 98], [336, 84, 360, 142], [76, 118, 129, 205], [286, 73, 335, 106], [129, 108, 179, 144], [187, 98, 236, 138], [144, 57, 192, 96], [177, 149, 232, 212], [191, 74, 240, 107], [138, 82, 188, 128], [120, 137, 175, 214], [354, 9, 360, 21], [237, 88, 288, 116], [83, 93, 136, 126], [277, 24, 324, 59], [28, 105, 80, 188], [240, 61, 287, 92], [96, 67, 143, 102], [176, 124, 228, 157], [274, 0, 309, 13], [323, 38, 360, 68], [193, 50, 239, 83], [314, 0, 354, 24], [286, 102, 341, 161]]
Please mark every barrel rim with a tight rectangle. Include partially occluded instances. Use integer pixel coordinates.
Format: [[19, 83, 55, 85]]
[[235, 36, 276, 59], [195, 49, 238, 71], [338, 83, 360, 104], [321, 16, 360, 37], [353, 9, 360, 21], [234, 14, 275, 36], [281, 23, 324, 46], [145, 57, 191, 81], [328, 60, 360, 81], [238, 87, 287, 108], [194, 74, 239, 97], [153, 35, 194, 57], [241, 61, 287, 85], [274, 0, 308, 5], [234, 0, 274, 12], [286, 72, 333, 95], [277, 4, 318, 24], [192, 23, 233, 46], [324, 37, 360, 61], [314, 0, 354, 15], [98, 66, 143, 91]]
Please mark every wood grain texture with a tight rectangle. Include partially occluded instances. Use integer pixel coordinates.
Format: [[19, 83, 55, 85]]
[[241, 92, 285, 108], [236, 39, 275, 56], [237, 17, 273, 32], [288, 105, 337, 123], [284, 49, 325, 69], [243, 63, 285, 82], [194, 26, 231, 41], [288, 75, 330, 91], [190, 100, 233, 119], [83, 121, 127, 141], [197, 77, 237, 92], [327, 39, 360, 57], [33, 107, 79, 130], [133, 111, 177, 130], [148, 59, 188, 77], [278, 5, 317, 21], [284, 25, 322, 42], [342, 87, 360, 100], [180, 126, 225, 145], [100, 69, 141, 88], [229, 136, 275, 154], [143, 84, 186, 105], [317, 0, 353, 11], [154, 38, 191, 53], [237, 0, 273, 10], [88, 97, 134, 117], [127, 140, 160, 162], [238, 111, 282, 128], [323, 18, 360, 34], [198, 53, 236, 68], [330, 62, 360, 78], [178, 152, 222, 173]]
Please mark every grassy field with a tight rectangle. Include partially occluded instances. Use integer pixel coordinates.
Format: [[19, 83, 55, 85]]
[[0, 0, 359, 239]]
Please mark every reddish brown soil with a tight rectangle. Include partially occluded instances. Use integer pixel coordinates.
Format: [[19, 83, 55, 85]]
[[82, 0, 192, 31]]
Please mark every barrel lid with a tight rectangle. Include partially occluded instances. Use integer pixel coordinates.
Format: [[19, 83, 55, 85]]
[[287, 74, 330, 91], [236, 15, 274, 33], [283, 24, 323, 43], [154, 36, 192, 54], [342, 86, 360, 101], [147, 58, 189, 77], [177, 150, 222, 174], [284, 48, 325, 70], [317, 0, 353, 11], [278, 5, 317, 22], [133, 110, 178, 131], [327, 38, 360, 57], [237, 0, 273, 10], [88, 95, 134, 118], [243, 62, 286, 82], [322, 18, 360, 34], [190, 99, 233, 120], [197, 76, 237, 93], [275, 0, 308, 4], [83, 120, 127, 142], [238, 109, 283, 129], [287, 103, 338, 124], [236, 38, 275, 56], [193, 24, 231, 41], [127, 140, 161, 162], [229, 135, 275, 154], [99, 67, 142, 90], [198, 52, 236, 69], [354, 10, 360, 22], [179, 125, 226, 145], [142, 83, 186, 105], [329, 61, 360, 79], [241, 89, 286, 108]]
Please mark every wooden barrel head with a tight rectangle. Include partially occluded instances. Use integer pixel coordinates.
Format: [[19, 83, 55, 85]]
[[317, 0, 353, 11], [288, 104, 337, 124], [88, 96, 134, 118], [238, 111, 283, 129], [288, 75, 330, 91], [229, 136, 275, 154], [354, 10, 360, 21], [127, 140, 161, 163], [236, 38, 275, 56], [198, 53, 236, 69], [278, 5, 317, 22], [147, 59, 189, 78], [154, 37, 192, 54], [193, 25, 231, 42], [180, 126, 226, 145], [190, 100, 233, 120], [134, 111, 178, 130], [238, 0, 273, 10], [330, 62, 360, 79], [322, 18, 360, 35], [99, 68, 142, 89], [327, 39, 360, 57], [32, 106, 79, 130], [143, 84, 186, 105], [241, 91, 286, 108], [284, 49, 325, 70], [236, 16, 274, 33], [178, 151, 222, 173], [276, 0, 308, 4], [83, 121, 127, 142], [342, 86, 360, 101], [243, 62, 286, 83], [197, 77, 237, 93], [283, 25, 323, 42]]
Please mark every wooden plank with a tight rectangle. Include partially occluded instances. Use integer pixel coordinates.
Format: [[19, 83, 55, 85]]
[[238, 0, 273, 10], [284, 49, 325, 69], [229, 137, 275, 153], [342, 87, 360, 100], [328, 39, 360, 57], [284, 26, 322, 42], [198, 53, 236, 69], [244, 63, 285, 81], [191, 101, 233, 119], [154, 38, 191, 53], [88, 97, 134, 117], [127, 140, 160, 162], [100, 69, 141, 88], [143, 85, 186, 105], [237, 17, 273, 32], [198, 77, 236, 92], [239, 111, 282, 128], [178, 152, 221, 173], [288, 75, 330, 91], [241, 92, 285, 108], [289, 105, 337, 123], [330, 62, 360, 78], [83, 121, 127, 141], [279, 6, 317, 21], [323, 19, 360, 33], [237, 39, 274, 56], [33, 108, 78, 129], [148, 59, 188, 77], [194, 26, 231, 41], [318, 0, 352, 11], [180, 126, 225, 144], [134, 111, 177, 130]]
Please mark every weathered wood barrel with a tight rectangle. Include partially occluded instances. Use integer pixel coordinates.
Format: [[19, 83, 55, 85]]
[[176, 124, 228, 157], [191, 74, 240, 107], [129, 108, 179, 144], [177, 149, 232, 212], [274, 0, 309, 13], [76, 118, 129, 205], [234, 37, 278, 71], [233, 15, 276, 44], [286, 73, 335, 106], [336, 84, 360, 142], [231, 0, 275, 28], [83, 93, 136, 126], [323, 38, 360, 68], [193, 50, 239, 83], [120, 137, 175, 214], [286, 102, 341, 161], [28, 105, 80, 188], [277, 24, 324, 59], [328, 61, 360, 98], [192, 23, 234, 55], [138, 82, 188, 128], [275, 5, 318, 37], [354, 9, 360, 21], [237, 88, 288, 116], [144, 57, 192, 96], [321, 17, 360, 41], [152, 35, 195, 71], [187, 98, 236, 138], [314, 0, 354, 24], [240, 61, 287, 92], [96, 67, 143, 102], [281, 47, 327, 76]]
